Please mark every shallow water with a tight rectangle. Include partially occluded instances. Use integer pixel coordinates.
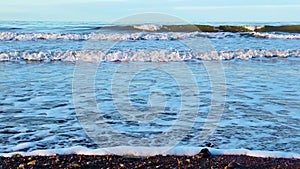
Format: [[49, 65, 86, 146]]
[[0, 21, 299, 154], [0, 59, 299, 153]]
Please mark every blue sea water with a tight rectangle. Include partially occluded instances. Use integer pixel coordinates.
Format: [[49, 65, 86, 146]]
[[0, 21, 299, 156]]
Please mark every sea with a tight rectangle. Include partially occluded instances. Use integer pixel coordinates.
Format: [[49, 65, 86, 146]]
[[0, 19, 299, 158]]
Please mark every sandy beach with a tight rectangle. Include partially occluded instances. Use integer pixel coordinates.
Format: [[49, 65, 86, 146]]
[[1, 151, 299, 169]]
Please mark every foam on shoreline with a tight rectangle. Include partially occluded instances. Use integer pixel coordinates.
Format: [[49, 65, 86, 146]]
[[1, 146, 299, 159]]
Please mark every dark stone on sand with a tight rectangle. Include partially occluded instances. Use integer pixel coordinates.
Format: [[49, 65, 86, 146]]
[[11, 154, 22, 158], [197, 148, 211, 158], [225, 161, 241, 169]]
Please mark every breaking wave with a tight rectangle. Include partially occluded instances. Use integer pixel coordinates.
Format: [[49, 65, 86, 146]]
[[1, 49, 300, 62], [248, 32, 300, 39], [0, 32, 236, 41], [1, 31, 300, 41]]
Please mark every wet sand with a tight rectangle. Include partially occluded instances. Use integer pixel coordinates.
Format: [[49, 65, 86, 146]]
[[1, 150, 299, 169]]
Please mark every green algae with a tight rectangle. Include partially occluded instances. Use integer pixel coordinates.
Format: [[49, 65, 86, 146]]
[[218, 26, 251, 32], [160, 25, 217, 32], [195, 25, 218, 32], [255, 25, 300, 33]]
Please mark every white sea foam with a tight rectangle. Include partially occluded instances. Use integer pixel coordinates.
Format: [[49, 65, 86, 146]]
[[0, 32, 237, 41], [0, 32, 194, 41], [1, 146, 299, 159], [5, 31, 299, 41], [133, 24, 162, 31], [252, 32, 300, 39], [11, 142, 36, 152], [1, 49, 300, 62], [243, 26, 264, 31]]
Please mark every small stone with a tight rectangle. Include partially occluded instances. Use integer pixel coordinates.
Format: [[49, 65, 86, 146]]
[[195, 155, 202, 158], [177, 159, 183, 165], [225, 162, 240, 169], [70, 163, 81, 167], [120, 163, 124, 167], [12, 154, 22, 158], [27, 160, 36, 165], [197, 148, 211, 158], [18, 164, 25, 169]]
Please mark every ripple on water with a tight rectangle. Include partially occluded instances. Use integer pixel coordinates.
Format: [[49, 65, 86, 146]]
[[0, 60, 299, 153]]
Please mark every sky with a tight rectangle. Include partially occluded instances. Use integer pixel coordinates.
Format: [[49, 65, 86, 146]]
[[1, 0, 300, 23]]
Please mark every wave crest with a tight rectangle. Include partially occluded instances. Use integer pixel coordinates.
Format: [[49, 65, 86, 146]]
[[133, 24, 162, 31], [250, 32, 300, 39], [1, 49, 300, 62], [0, 32, 231, 41]]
